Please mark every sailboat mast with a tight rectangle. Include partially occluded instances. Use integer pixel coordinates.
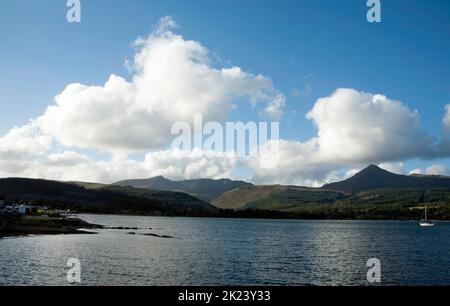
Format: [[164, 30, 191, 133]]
[[424, 204, 427, 221]]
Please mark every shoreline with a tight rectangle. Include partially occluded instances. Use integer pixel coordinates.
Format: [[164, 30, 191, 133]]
[[0, 216, 103, 238], [1, 213, 446, 239], [74, 212, 449, 223]]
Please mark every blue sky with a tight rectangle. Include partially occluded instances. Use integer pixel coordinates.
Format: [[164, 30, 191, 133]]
[[1, 0, 450, 183]]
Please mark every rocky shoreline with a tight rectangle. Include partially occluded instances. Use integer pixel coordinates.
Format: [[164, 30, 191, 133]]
[[0, 216, 103, 237]]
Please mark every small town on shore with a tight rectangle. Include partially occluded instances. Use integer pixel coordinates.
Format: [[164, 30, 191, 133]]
[[0, 198, 50, 217], [0, 198, 99, 236]]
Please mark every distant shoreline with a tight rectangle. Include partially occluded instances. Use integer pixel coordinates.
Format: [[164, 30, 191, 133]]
[[71, 211, 448, 223]]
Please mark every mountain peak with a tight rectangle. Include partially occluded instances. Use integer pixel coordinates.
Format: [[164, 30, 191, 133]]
[[356, 164, 388, 175], [323, 164, 450, 193], [361, 164, 385, 172], [366, 164, 380, 169], [150, 175, 168, 180]]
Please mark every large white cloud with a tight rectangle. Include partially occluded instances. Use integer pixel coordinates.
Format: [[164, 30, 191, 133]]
[[307, 88, 433, 163], [0, 122, 51, 160], [143, 149, 238, 180], [250, 89, 437, 185], [0, 17, 284, 183], [0, 122, 52, 176], [36, 16, 284, 154]]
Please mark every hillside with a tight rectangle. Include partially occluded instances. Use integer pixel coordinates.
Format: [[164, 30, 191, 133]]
[[211, 166, 450, 219], [113, 176, 252, 202], [336, 187, 450, 208], [213, 184, 450, 219], [3, 164, 450, 220], [0, 178, 215, 216], [212, 185, 347, 212], [322, 165, 450, 193]]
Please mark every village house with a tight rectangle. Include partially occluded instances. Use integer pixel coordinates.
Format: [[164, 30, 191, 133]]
[[17, 204, 48, 215], [0, 201, 49, 216]]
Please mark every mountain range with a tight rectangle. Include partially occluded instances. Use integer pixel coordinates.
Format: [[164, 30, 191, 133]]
[[212, 165, 450, 215], [113, 176, 252, 202], [2, 165, 450, 219]]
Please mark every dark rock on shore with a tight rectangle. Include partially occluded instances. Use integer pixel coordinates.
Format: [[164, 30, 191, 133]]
[[0, 216, 103, 238], [141, 233, 176, 239], [106, 226, 152, 230]]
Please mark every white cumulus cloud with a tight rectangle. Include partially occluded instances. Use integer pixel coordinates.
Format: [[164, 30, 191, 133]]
[[0, 17, 283, 183], [37, 16, 284, 154], [250, 89, 435, 185]]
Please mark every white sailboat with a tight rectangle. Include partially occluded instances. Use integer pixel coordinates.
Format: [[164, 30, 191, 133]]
[[419, 204, 435, 227]]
